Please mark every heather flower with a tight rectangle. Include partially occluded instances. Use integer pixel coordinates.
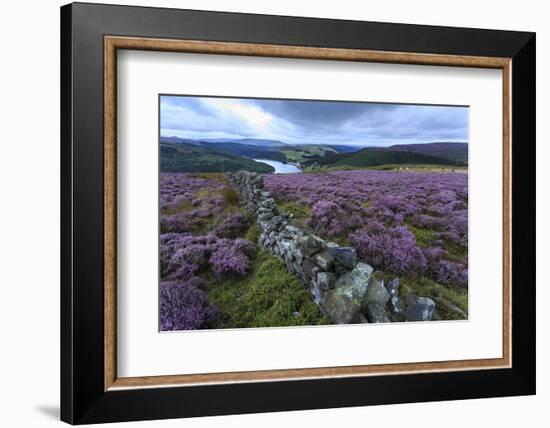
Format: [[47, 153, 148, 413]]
[[350, 225, 428, 276], [435, 260, 468, 287], [160, 278, 217, 331], [212, 211, 250, 239], [210, 238, 256, 276], [308, 200, 352, 238]]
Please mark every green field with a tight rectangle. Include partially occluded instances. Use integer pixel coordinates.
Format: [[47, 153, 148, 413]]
[[282, 145, 338, 163]]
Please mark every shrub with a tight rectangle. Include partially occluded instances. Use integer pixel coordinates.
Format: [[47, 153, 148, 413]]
[[212, 211, 250, 239], [159, 278, 217, 331], [209, 239, 256, 276], [435, 260, 468, 288], [350, 225, 428, 277]]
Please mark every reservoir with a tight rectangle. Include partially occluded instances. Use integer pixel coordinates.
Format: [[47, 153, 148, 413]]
[[253, 159, 302, 174]]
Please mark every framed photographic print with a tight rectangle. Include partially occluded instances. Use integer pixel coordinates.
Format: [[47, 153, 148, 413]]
[[60, 2, 536, 424]]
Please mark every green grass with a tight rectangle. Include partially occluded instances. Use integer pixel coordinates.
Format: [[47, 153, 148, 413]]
[[445, 241, 468, 261], [277, 200, 312, 228], [244, 224, 261, 243], [191, 172, 229, 183], [406, 223, 437, 247], [406, 223, 467, 262], [162, 200, 194, 215], [206, 249, 331, 328], [220, 187, 240, 207], [373, 271, 468, 320], [400, 276, 468, 320]]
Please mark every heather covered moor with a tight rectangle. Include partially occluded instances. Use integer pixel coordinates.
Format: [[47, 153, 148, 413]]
[[159, 95, 469, 330], [160, 169, 468, 330]]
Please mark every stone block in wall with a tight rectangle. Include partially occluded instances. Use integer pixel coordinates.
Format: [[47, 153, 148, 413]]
[[316, 272, 336, 291], [405, 294, 435, 321], [313, 250, 334, 271], [322, 289, 361, 324], [364, 279, 391, 323], [298, 234, 324, 257], [326, 244, 357, 269], [333, 262, 374, 306], [386, 278, 406, 322], [365, 303, 391, 323], [302, 259, 320, 280]]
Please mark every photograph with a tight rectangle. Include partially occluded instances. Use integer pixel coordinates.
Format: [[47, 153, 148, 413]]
[[55, 2, 537, 424], [159, 95, 469, 331]]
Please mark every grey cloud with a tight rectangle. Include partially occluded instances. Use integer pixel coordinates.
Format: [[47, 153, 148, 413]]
[[160, 95, 468, 146]]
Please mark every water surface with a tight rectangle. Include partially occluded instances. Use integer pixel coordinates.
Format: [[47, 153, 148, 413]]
[[253, 159, 302, 174]]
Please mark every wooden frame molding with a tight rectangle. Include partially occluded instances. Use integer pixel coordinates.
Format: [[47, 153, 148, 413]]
[[104, 35, 512, 391]]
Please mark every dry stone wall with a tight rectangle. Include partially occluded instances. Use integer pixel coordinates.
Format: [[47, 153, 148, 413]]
[[228, 171, 435, 324]]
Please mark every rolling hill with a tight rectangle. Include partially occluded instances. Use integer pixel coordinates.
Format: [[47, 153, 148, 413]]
[[328, 145, 365, 154], [160, 137, 287, 162], [160, 142, 275, 173], [199, 137, 286, 147], [302, 146, 466, 170], [385, 142, 468, 163], [281, 145, 339, 163], [196, 142, 287, 162]]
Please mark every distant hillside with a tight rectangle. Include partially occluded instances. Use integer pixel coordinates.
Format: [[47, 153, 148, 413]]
[[386, 142, 468, 163], [202, 138, 286, 147], [282, 145, 338, 163], [197, 142, 287, 163], [161, 136, 288, 162], [303, 147, 466, 170], [160, 142, 275, 173], [160, 136, 200, 145], [328, 145, 364, 154]]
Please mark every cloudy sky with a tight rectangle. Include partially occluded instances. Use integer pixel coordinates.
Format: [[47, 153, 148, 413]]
[[160, 95, 468, 146]]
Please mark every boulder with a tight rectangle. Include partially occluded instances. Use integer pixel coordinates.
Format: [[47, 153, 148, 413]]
[[333, 262, 374, 306], [358, 313, 369, 324], [302, 259, 319, 279], [385, 278, 406, 322], [317, 272, 336, 291], [386, 278, 400, 297], [313, 251, 334, 271], [365, 303, 391, 323], [405, 294, 436, 321], [322, 290, 360, 324], [309, 280, 324, 304], [292, 260, 302, 276], [271, 216, 283, 226], [293, 247, 304, 264], [365, 278, 390, 306], [327, 245, 357, 269], [258, 211, 274, 221], [389, 296, 406, 322], [277, 239, 293, 256], [282, 225, 300, 236], [299, 235, 324, 257]]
